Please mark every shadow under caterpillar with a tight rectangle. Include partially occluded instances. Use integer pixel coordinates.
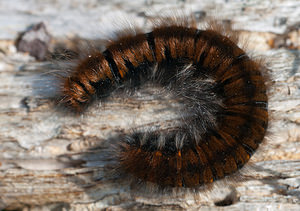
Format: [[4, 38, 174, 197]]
[[58, 17, 269, 188]]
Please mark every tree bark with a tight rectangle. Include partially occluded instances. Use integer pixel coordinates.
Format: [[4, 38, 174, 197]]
[[0, 0, 299, 210]]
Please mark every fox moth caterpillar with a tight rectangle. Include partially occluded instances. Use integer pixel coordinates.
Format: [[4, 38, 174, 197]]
[[57, 16, 269, 188]]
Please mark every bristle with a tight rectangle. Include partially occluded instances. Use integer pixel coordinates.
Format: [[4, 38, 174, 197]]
[[57, 16, 270, 189]]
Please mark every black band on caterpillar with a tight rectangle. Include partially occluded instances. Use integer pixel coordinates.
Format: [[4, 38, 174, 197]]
[[60, 22, 269, 188], [102, 49, 122, 83]]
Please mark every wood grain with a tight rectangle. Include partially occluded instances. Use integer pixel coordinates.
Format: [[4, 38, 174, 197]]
[[0, 0, 299, 210]]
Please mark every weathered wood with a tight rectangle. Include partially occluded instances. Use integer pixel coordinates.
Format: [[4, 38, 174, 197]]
[[0, 0, 300, 210]]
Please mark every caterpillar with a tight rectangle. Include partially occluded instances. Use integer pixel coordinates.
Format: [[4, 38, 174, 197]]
[[58, 17, 269, 188]]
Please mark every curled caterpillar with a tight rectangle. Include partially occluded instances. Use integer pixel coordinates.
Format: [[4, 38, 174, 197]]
[[59, 18, 269, 188]]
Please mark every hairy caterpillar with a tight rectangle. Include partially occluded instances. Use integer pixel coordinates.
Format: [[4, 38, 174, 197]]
[[58, 17, 269, 188]]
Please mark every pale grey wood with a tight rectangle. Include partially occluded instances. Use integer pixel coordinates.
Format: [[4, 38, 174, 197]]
[[0, 0, 300, 210]]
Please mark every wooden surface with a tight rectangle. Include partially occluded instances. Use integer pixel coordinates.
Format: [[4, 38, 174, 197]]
[[0, 0, 300, 210]]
